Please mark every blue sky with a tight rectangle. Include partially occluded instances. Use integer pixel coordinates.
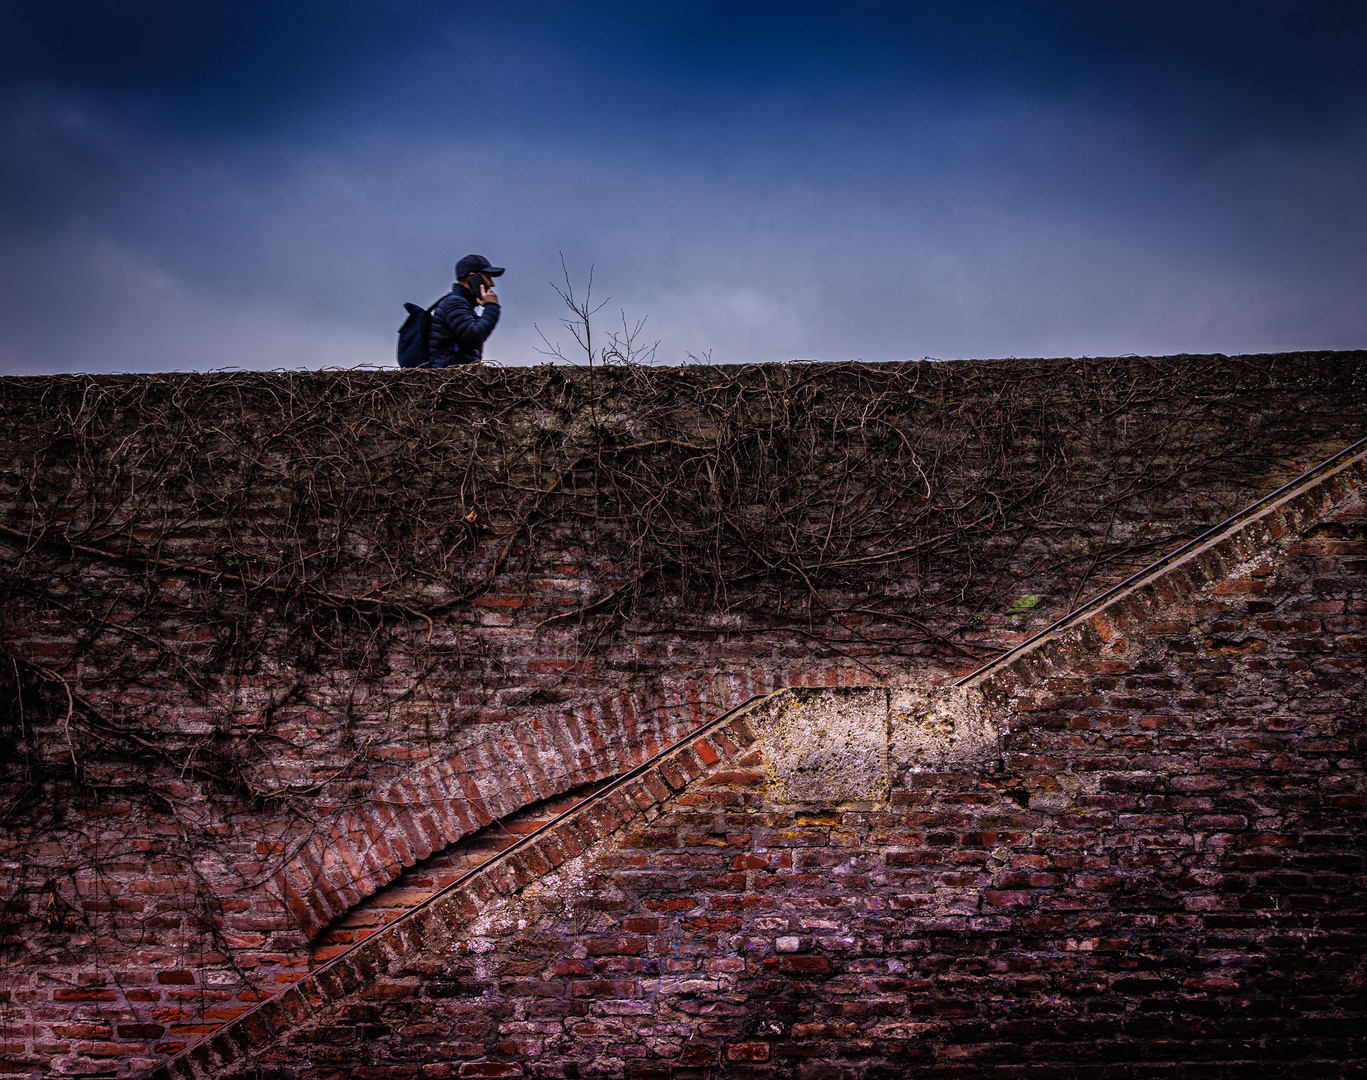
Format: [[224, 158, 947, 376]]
[[2, 1, 1366, 373]]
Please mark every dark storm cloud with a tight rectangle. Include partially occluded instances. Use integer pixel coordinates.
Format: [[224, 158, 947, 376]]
[[2, 2, 1366, 373], [7, 2, 1361, 135]]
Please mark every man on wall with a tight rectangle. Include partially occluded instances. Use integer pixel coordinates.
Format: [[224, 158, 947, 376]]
[[429, 254, 503, 366]]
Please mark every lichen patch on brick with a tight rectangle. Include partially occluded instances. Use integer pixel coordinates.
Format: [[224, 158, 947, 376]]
[[760, 688, 890, 803]]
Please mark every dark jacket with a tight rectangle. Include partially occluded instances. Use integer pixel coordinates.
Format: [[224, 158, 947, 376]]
[[428, 284, 500, 366]]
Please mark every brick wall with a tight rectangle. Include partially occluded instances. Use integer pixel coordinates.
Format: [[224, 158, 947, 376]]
[[142, 437, 1367, 1077], [1, 355, 1365, 1079]]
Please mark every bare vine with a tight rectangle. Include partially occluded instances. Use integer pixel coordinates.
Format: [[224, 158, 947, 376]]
[[0, 351, 1362, 1005]]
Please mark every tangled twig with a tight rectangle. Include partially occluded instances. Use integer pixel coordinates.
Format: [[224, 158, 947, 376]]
[[0, 353, 1360, 996]]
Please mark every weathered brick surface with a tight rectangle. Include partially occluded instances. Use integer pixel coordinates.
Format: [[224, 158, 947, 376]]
[[140, 446, 1367, 1077], [2, 358, 1365, 1078]]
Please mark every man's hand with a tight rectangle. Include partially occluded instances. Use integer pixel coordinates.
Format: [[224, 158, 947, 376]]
[[477, 282, 499, 305]]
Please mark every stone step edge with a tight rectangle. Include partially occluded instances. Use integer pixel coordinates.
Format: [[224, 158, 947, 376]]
[[137, 691, 775, 1080], [958, 434, 1367, 693]]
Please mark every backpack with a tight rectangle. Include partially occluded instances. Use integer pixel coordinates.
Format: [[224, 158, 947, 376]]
[[396, 295, 447, 369]]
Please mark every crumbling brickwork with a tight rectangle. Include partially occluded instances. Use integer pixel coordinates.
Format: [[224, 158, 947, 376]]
[[139, 431, 1367, 1078], [1, 355, 1364, 1078]]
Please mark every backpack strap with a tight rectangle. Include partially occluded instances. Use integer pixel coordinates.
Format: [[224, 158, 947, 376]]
[[427, 291, 455, 320]]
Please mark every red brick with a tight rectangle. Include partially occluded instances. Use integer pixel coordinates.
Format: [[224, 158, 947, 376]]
[[725, 1041, 771, 1061]]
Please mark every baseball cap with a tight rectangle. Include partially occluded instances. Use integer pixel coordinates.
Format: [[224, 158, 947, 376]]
[[456, 254, 505, 279]]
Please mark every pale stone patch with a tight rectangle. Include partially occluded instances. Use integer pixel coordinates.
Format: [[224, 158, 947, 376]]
[[757, 685, 999, 803]]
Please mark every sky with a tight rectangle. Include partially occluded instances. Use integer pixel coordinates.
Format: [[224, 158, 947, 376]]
[[2, 1, 1366, 374]]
